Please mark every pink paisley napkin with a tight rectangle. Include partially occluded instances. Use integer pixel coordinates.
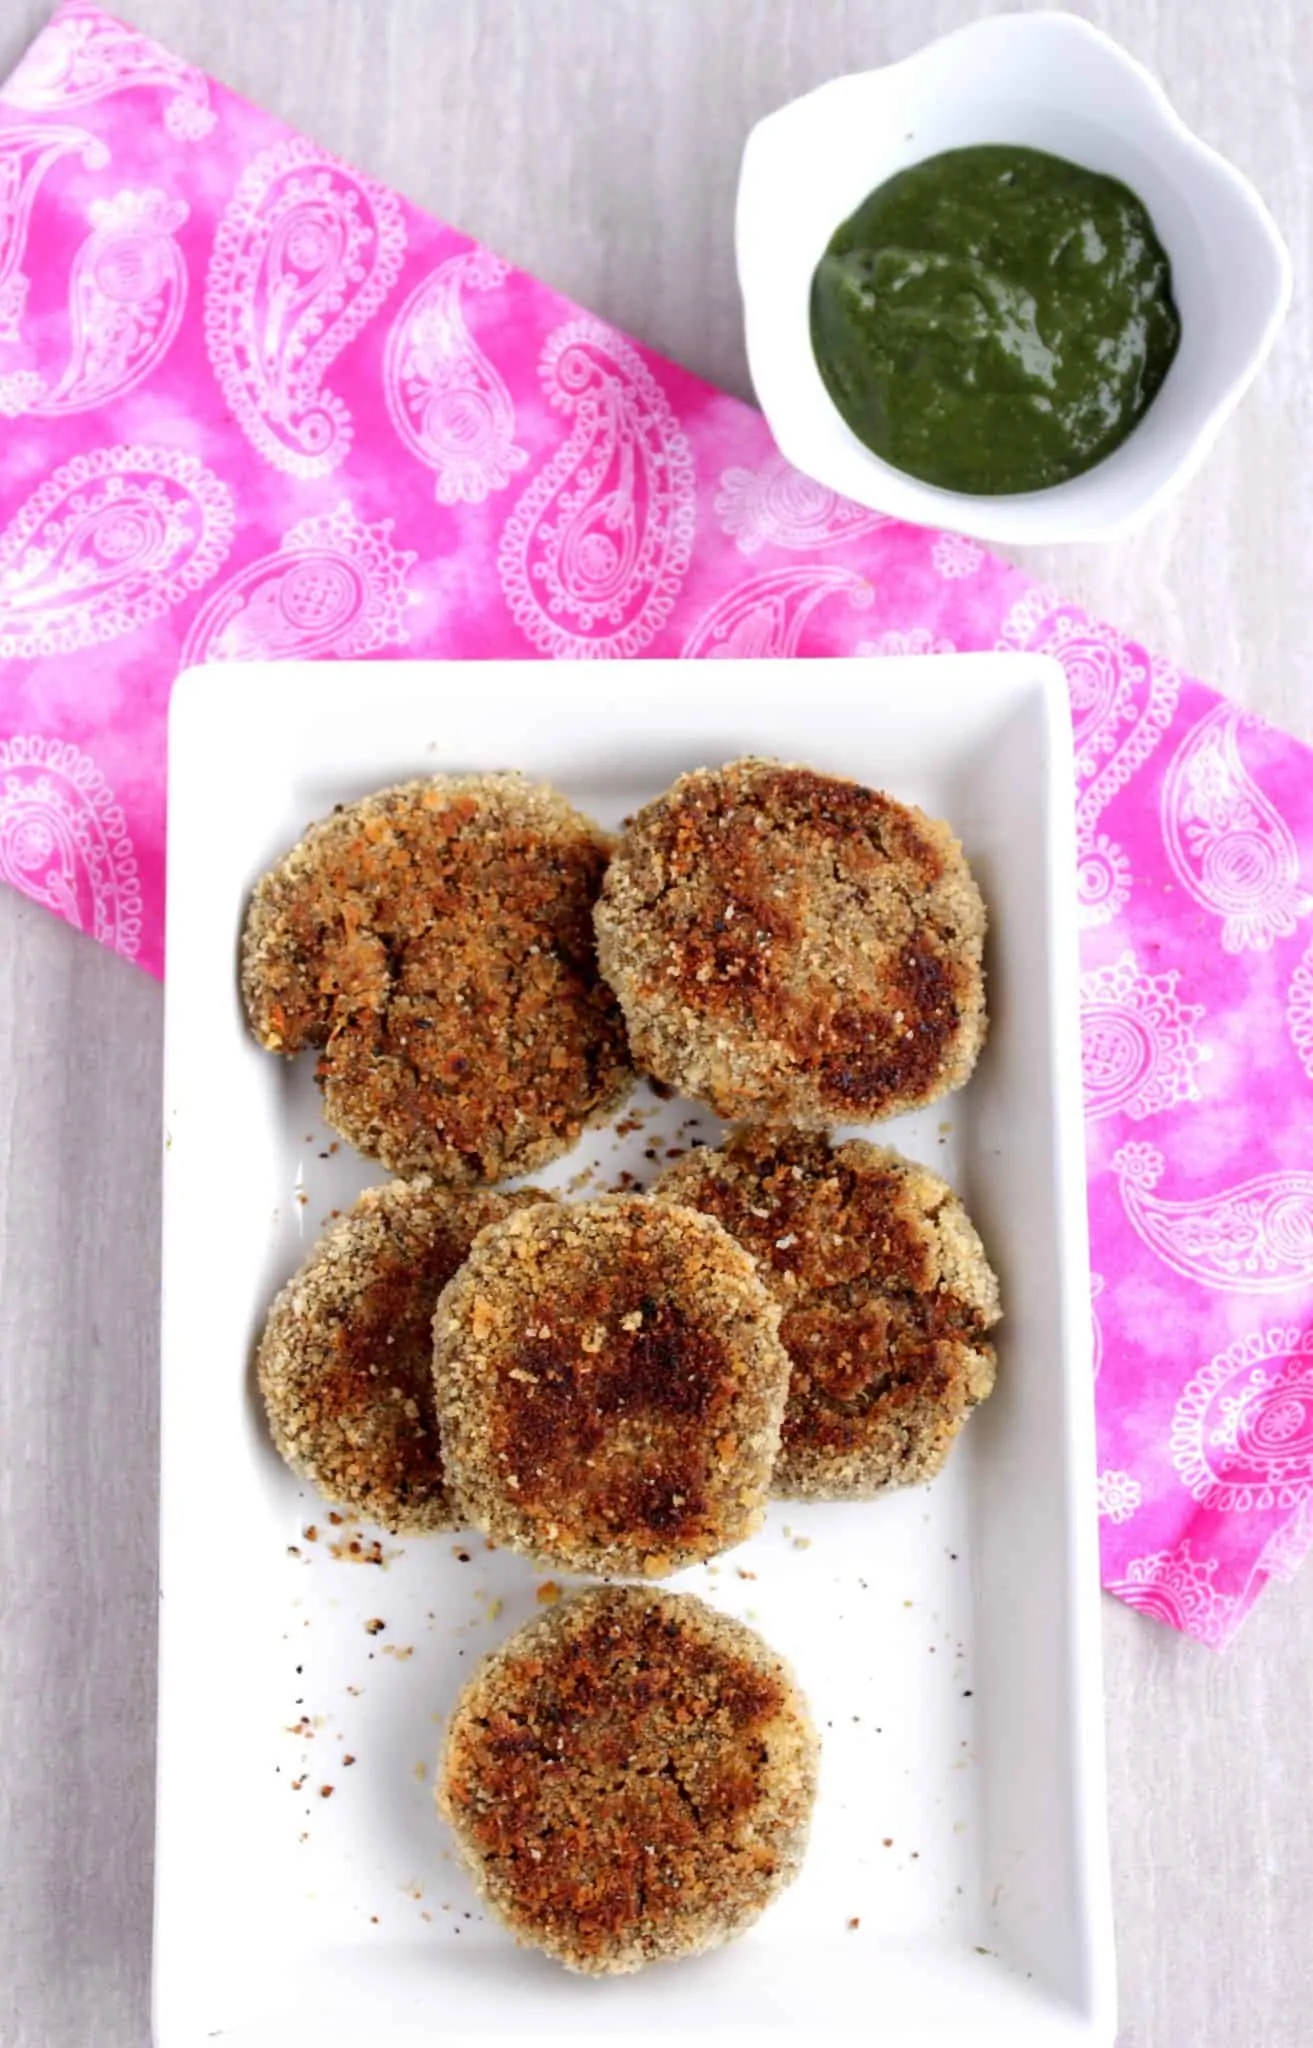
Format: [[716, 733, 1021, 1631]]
[[4, 2, 1312, 1649]]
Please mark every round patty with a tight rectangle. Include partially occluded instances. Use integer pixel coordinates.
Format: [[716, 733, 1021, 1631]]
[[655, 1128, 1001, 1497], [241, 774, 633, 1183], [595, 758, 987, 1124], [433, 1196, 790, 1575], [257, 1180, 550, 1532], [438, 1584, 818, 1974]]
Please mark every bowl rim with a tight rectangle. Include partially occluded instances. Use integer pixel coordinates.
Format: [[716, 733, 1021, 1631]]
[[735, 8, 1293, 545]]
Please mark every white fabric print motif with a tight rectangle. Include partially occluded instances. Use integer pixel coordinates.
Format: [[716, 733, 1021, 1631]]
[[1106, 1539, 1239, 1648], [681, 566, 873, 660], [1287, 938, 1313, 1083], [1171, 1325, 1313, 1513], [0, 445, 235, 660], [1080, 951, 1208, 1123], [0, 3, 215, 139], [1247, 1501, 1313, 1588], [180, 504, 418, 666], [1160, 701, 1313, 952], [0, 122, 108, 344], [857, 628, 956, 658], [714, 451, 889, 555], [931, 530, 984, 580], [0, 189, 189, 418], [1097, 1470, 1142, 1524], [0, 734, 141, 957], [498, 319, 696, 658], [1112, 1143, 1313, 1296], [384, 247, 528, 505], [997, 591, 1180, 928], [204, 138, 407, 479]]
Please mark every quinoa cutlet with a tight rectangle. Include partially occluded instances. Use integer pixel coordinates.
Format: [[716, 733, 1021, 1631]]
[[595, 758, 987, 1125], [257, 1180, 550, 1532], [433, 1195, 790, 1575], [656, 1128, 1000, 1498], [241, 773, 632, 1183], [438, 1583, 818, 1974]]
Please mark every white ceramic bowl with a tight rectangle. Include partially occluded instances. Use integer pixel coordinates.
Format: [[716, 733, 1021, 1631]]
[[736, 10, 1292, 546]]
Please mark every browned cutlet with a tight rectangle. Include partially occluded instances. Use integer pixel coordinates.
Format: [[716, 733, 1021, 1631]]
[[656, 1127, 1000, 1497], [595, 758, 986, 1125], [257, 1179, 551, 1531], [241, 773, 632, 1182], [438, 1584, 818, 1973], [433, 1195, 790, 1575]]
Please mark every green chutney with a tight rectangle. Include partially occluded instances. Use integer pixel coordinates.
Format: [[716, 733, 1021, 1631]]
[[809, 144, 1181, 496]]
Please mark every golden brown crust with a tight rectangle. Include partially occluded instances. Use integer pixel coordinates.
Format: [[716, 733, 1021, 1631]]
[[433, 1196, 790, 1574], [256, 1180, 551, 1532], [437, 1585, 818, 1974], [655, 1129, 1001, 1498], [241, 774, 633, 1183], [595, 759, 987, 1124]]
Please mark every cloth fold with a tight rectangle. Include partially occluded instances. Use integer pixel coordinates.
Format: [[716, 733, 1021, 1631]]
[[3, 1, 1312, 1645]]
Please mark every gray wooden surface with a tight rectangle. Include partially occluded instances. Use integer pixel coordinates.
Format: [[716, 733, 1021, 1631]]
[[1, 3, 1310, 2044]]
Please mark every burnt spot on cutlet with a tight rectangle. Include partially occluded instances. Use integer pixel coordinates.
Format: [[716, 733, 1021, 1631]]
[[434, 1198, 790, 1575], [490, 1288, 731, 1548], [439, 1587, 814, 1971], [311, 1240, 449, 1502], [666, 884, 801, 1004], [814, 932, 965, 1115], [242, 776, 632, 1181]]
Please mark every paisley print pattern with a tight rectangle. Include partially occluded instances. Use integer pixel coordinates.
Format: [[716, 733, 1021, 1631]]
[[1090, 1272, 1105, 1383], [204, 138, 407, 477], [1080, 951, 1207, 1123], [1160, 701, 1313, 952], [498, 319, 696, 658], [1171, 1325, 1313, 1513], [1106, 1540, 1239, 1649], [0, 444, 234, 659], [179, 503, 417, 666], [714, 451, 889, 554], [0, 3, 215, 138], [1112, 1143, 1313, 1295], [0, 122, 108, 344], [1286, 938, 1313, 1083], [997, 590, 1180, 928], [0, 189, 188, 418], [681, 566, 873, 660], [383, 247, 527, 504], [0, 733, 140, 955]]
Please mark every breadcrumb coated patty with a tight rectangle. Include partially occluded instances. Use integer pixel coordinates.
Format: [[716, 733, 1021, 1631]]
[[241, 774, 633, 1183], [257, 1180, 550, 1532], [433, 1196, 790, 1575], [438, 1584, 818, 1974], [655, 1128, 1001, 1498], [595, 759, 987, 1125]]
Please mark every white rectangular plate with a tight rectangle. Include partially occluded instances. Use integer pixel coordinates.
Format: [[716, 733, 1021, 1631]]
[[158, 655, 1114, 2048]]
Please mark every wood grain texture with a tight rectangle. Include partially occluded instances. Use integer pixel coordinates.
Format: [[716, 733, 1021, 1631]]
[[0, 4, 1310, 2045]]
